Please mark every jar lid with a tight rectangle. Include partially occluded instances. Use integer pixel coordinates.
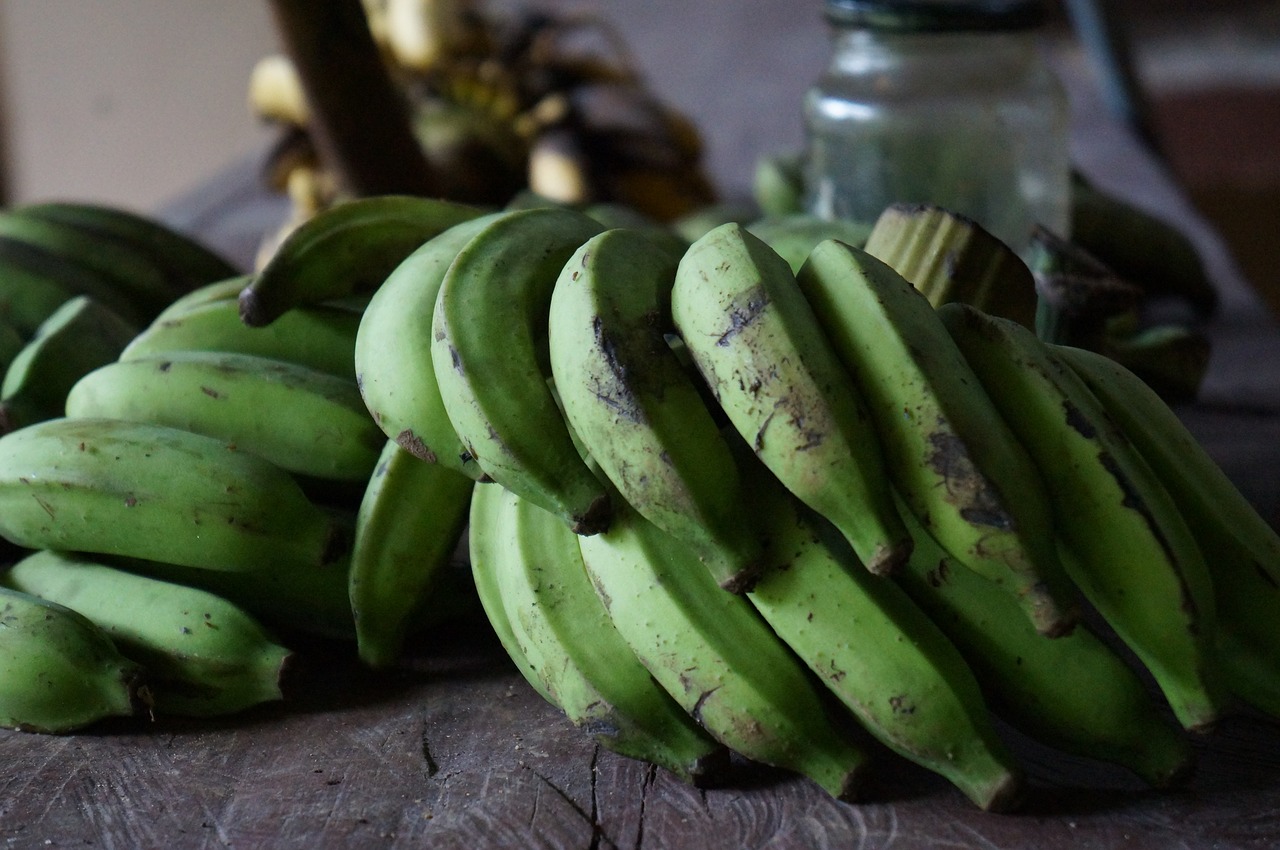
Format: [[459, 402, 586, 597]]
[[824, 0, 1046, 31]]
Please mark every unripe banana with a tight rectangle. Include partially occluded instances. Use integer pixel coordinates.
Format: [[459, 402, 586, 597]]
[[431, 207, 612, 533], [938, 303, 1225, 732], [121, 296, 362, 380], [741, 456, 1025, 811], [0, 417, 342, 572], [151, 275, 252, 323], [66, 351, 383, 482], [671, 223, 911, 577], [1, 296, 138, 433], [0, 586, 148, 733], [240, 196, 483, 327], [3, 551, 294, 717], [0, 234, 148, 328], [473, 480, 731, 785], [354, 212, 506, 480], [794, 238, 1078, 637], [894, 498, 1194, 788], [745, 213, 871, 274], [578, 500, 871, 801], [548, 228, 764, 590], [349, 440, 474, 668]]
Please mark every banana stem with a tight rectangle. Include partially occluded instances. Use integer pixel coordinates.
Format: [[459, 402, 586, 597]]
[[265, 0, 442, 198]]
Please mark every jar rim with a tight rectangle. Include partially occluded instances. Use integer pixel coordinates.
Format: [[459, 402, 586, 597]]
[[824, 0, 1046, 32]]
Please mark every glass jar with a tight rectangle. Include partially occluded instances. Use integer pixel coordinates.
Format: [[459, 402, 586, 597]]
[[802, 0, 1071, 255]]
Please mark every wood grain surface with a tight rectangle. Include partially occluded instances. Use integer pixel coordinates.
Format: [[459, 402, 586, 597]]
[[4, 609, 1280, 850]]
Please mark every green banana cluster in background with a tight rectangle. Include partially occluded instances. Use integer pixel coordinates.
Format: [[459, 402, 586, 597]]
[[1, 190, 1277, 817]]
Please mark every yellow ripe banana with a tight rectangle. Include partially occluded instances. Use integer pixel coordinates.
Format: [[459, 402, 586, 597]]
[[794, 238, 1078, 636], [248, 53, 309, 125]]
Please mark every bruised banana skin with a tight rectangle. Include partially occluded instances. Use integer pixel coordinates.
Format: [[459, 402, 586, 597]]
[[0, 417, 341, 573], [349, 440, 474, 669], [480, 483, 731, 785], [17, 201, 239, 292], [1054, 344, 1280, 719], [938, 303, 1225, 732], [0, 586, 148, 733], [354, 212, 506, 480], [3, 551, 293, 717], [0, 295, 138, 433], [894, 498, 1194, 788], [468, 480, 555, 704], [671, 223, 911, 578], [123, 295, 362, 380], [741, 459, 1025, 812], [577, 500, 871, 801], [240, 195, 483, 327], [65, 351, 383, 483], [794, 238, 1078, 637], [548, 228, 763, 591], [431, 207, 611, 534]]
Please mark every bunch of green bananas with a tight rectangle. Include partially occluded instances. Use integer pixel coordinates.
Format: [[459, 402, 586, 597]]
[[3, 193, 1278, 817], [347, 198, 1280, 810]]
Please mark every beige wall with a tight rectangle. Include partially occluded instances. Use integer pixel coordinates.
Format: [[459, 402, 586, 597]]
[[0, 0, 281, 213]]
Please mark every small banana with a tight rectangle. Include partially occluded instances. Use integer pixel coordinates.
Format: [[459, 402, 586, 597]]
[[3, 550, 296, 717], [741, 456, 1025, 811], [938, 303, 1225, 732], [240, 195, 483, 327], [65, 351, 383, 482], [1055, 344, 1280, 720], [671, 223, 911, 577], [354, 211, 506, 480], [894, 498, 1194, 789], [548, 228, 763, 590], [0, 209, 187, 321], [247, 53, 309, 125], [121, 296, 362, 380], [0, 296, 138, 433], [577, 500, 872, 801], [151, 275, 253, 323], [349, 439, 474, 668], [431, 207, 612, 534], [0, 417, 342, 573], [794, 238, 1078, 637], [745, 213, 872, 275], [16, 201, 239, 292], [0, 586, 148, 733], [0, 234, 148, 329], [474, 480, 731, 785]]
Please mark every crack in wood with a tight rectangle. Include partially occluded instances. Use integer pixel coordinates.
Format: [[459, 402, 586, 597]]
[[420, 729, 440, 778], [635, 762, 657, 850]]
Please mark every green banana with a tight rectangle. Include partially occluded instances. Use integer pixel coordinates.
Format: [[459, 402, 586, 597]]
[[16, 201, 239, 290], [0, 417, 342, 573], [349, 440, 474, 668], [938, 303, 1225, 732], [240, 195, 483, 327], [577, 500, 872, 801], [430, 206, 611, 534], [0, 295, 138, 433], [548, 228, 763, 591], [752, 150, 807, 217], [671, 223, 912, 577], [0, 208, 187, 320], [1054, 344, 1280, 719], [475, 480, 731, 785], [65, 351, 383, 482], [745, 213, 872, 274], [0, 319, 25, 372], [3, 550, 294, 717], [581, 202, 689, 257], [354, 212, 507, 480], [0, 235, 147, 330], [122, 293, 361, 380], [151, 275, 252, 323], [863, 203, 1038, 329], [741, 456, 1025, 811], [467, 480, 555, 704], [0, 586, 148, 733], [894, 498, 1194, 788], [794, 238, 1078, 637]]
